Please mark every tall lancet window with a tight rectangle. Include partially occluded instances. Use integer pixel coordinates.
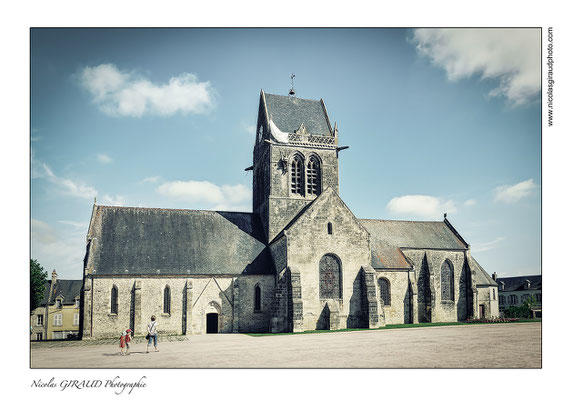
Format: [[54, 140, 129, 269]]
[[163, 285, 171, 315], [110, 285, 118, 314], [291, 155, 304, 195], [307, 156, 321, 195], [441, 260, 454, 301]]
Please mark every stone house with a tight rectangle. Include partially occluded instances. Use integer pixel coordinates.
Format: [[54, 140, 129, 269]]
[[81, 90, 498, 339], [31, 270, 82, 340], [494, 274, 541, 318]]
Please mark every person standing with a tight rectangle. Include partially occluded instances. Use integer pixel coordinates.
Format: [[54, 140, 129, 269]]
[[146, 315, 158, 353]]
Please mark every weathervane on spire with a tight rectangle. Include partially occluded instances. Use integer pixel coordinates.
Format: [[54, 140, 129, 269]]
[[289, 73, 296, 96]]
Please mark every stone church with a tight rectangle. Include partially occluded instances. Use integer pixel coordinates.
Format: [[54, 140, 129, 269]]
[[81, 90, 499, 339]]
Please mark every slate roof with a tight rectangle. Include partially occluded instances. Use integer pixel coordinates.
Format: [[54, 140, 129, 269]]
[[263, 93, 332, 136], [42, 280, 83, 306], [87, 206, 274, 276], [495, 275, 542, 291], [358, 219, 468, 269], [469, 256, 498, 286]]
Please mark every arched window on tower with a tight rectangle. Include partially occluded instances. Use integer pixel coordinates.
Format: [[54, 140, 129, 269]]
[[319, 254, 342, 299], [441, 260, 454, 301], [307, 155, 321, 195], [254, 284, 262, 312], [163, 285, 171, 315], [378, 278, 391, 306], [110, 285, 118, 314], [291, 155, 304, 195]]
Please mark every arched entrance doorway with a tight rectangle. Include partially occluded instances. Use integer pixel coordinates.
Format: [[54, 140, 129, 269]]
[[206, 313, 219, 333]]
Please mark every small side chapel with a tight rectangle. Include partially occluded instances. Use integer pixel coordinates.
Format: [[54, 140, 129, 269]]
[[81, 90, 498, 339]]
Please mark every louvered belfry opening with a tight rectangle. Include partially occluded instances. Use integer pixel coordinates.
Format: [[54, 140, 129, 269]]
[[307, 156, 321, 195], [291, 156, 304, 194]]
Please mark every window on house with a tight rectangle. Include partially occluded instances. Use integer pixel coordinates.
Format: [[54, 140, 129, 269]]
[[500, 295, 505, 305], [56, 299, 62, 308], [327, 222, 333, 235], [319, 254, 342, 299], [53, 313, 63, 326], [110, 285, 118, 314], [73, 313, 80, 326], [254, 284, 262, 312], [163, 286, 171, 314], [440, 260, 454, 301], [290, 156, 304, 195], [36, 314, 44, 326], [378, 278, 391, 306], [493, 288, 496, 300], [36, 332, 43, 341], [75, 298, 80, 308], [306, 156, 321, 195], [535, 293, 542, 303]]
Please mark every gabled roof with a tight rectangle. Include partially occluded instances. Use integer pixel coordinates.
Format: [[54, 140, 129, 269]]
[[469, 256, 498, 286], [42, 280, 83, 306], [495, 275, 542, 291], [263, 92, 332, 136], [87, 206, 274, 276], [358, 219, 468, 269]]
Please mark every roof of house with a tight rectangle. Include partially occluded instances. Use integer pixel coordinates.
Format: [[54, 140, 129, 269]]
[[469, 256, 498, 286], [358, 219, 468, 268], [495, 275, 542, 291], [263, 93, 331, 136], [87, 206, 274, 276], [42, 279, 83, 306]]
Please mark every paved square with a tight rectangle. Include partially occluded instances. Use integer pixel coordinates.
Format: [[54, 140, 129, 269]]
[[31, 322, 541, 368]]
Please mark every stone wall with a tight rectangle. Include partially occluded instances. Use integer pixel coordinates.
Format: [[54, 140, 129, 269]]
[[283, 189, 372, 331], [375, 269, 411, 325], [83, 275, 274, 339], [402, 249, 471, 322]]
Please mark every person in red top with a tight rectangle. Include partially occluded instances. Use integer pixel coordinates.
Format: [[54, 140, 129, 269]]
[[119, 329, 132, 355]]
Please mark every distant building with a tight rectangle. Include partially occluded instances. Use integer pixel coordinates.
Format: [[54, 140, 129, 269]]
[[30, 270, 83, 340], [494, 273, 541, 318]]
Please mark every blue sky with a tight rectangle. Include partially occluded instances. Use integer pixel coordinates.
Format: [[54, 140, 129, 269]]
[[31, 28, 541, 279]]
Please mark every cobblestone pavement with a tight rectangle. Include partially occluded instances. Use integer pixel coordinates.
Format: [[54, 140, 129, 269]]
[[30, 322, 541, 368]]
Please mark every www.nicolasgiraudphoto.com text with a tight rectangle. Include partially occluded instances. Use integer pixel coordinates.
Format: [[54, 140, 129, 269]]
[[547, 27, 554, 127]]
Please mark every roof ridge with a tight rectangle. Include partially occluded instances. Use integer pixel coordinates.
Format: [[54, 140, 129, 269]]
[[96, 205, 253, 214], [359, 218, 444, 223]]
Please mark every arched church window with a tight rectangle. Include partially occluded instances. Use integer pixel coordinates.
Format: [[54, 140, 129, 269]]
[[110, 285, 118, 314], [319, 254, 342, 299], [291, 155, 304, 195], [163, 285, 171, 315], [441, 260, 454, 301], [307, 155, 321, 195], [254, 284, 262, 312], [379, 278, 391, 306]]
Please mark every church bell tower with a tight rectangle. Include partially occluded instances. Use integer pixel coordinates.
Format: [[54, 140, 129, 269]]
[[252, 90, 341, 243]]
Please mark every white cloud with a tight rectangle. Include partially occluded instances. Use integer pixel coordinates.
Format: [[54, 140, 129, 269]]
[[157, 180, 251, 211], [78, 64, 215, 117], [101, 194, 127, 206], [39, 163, 98, 199], [57, 220, 88, 229], [142, 176, 162, 184], [472, 237, 505, 252], [494, 179, 537, 203], [31, 219, 86, 279], [464, 199, 477, 207], [386, 195, 456, 219], [412, 29, 540, 105], [97, 153, 113, 164]]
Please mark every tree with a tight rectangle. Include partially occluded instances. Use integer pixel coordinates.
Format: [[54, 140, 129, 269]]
[[30, 259, 48, 312], [504, 296, 537, 319]]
